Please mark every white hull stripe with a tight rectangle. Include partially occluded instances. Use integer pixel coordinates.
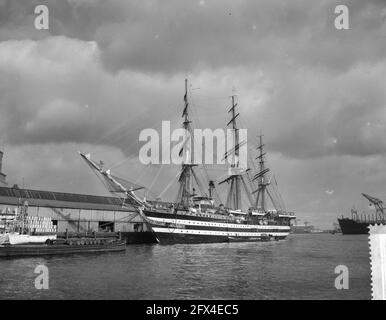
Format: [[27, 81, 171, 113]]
[[152, 227, 289, 237], [147, 216, 290, 231]]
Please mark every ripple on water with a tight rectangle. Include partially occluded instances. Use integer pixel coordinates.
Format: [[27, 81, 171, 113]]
[[0, 234, 371, 300]]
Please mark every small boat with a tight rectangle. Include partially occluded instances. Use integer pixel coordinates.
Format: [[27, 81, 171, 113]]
[[0, 238, 126, 258], [0, 201, 57, 246], [228, 236, 271, 242], [0, 232, 56, 245], [0, 202, 126, 257]]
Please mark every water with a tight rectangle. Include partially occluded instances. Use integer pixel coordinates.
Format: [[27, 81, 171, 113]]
[[0, 234, 371, 300]]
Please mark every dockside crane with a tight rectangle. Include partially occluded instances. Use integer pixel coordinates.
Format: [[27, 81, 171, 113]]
[[362, 193, 386, 222]]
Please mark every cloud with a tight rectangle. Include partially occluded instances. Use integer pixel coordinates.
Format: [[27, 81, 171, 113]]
[[0, 36, 189, 153], [2, 0, 386, 74], [3, 142, 126, 195], [1, 0, 386, 229], [250, 60, 386, 158]]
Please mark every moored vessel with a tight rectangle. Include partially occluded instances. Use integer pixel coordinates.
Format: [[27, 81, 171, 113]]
[[338, 218, 369, 235], [0, 201, 57, 245], [0, 237, 126, 258], [338, 193, 385, 234], [80, 78, 296, 244], [291, 220, 314, 234], [0, 203, 126, 257]]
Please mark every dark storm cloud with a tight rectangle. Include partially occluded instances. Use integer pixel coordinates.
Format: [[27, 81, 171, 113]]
[[67, 0, 386, 74], [247, 60, 386, 159], [1, 0, 386, 159], [79, 0, 386, 74], [1, 0, 386, 74], [0, 36, 186, 153], [2, 0, 386, 228]]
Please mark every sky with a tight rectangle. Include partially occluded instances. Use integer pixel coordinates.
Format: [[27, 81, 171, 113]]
[[1, 0, 386, 228]]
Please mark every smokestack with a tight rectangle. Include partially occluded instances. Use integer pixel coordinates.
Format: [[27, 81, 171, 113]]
[[0, 150, 7, 186]]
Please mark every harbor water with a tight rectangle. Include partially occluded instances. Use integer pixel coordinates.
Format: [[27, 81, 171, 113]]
[[0, 234, 371, 300]]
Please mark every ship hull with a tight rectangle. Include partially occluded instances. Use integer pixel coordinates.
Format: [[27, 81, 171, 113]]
[[143, 210, 291, 244], [0, 241, 126, 258], [155, 232, 228, 244], [338, 218, 371, 235], [152, 228, 288, 244]]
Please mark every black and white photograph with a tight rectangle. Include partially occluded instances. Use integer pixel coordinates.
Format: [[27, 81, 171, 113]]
[[0, 0, 385, 305]]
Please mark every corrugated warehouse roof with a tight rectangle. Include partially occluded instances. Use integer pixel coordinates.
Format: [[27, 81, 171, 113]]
[[0, 187, 136, 212]]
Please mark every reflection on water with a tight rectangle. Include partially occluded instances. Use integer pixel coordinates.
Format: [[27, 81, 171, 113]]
[[0, 234, 371, 300]]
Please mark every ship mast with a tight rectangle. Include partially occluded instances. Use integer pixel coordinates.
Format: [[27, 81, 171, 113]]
[[176, 78, 198, 207], [254, 135, 270, 211], [229, 95, 241, 209], [219, 95, 250, 210]]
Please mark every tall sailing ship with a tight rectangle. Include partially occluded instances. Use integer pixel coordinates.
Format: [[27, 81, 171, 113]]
[[80, 79, 295, 244]]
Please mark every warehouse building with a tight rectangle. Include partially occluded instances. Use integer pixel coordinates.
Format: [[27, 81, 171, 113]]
[[0, 149, 155, 243], [0, 186, 156, 243]]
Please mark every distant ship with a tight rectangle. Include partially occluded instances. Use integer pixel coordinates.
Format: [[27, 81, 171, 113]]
[[291, 220, 314, 234], [80, 78, 296, 244], [338, 193, 386, 234]]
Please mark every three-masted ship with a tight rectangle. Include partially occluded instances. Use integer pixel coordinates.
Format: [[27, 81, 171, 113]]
[[80, 79, 295, 244]]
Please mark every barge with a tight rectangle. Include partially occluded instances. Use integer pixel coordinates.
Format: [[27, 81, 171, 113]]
[[0, 238, 126, 258], [0, 148, 156, 244], [0, 186, 156, 244]]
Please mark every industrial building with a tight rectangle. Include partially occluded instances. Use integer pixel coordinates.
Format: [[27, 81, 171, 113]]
[[0, 149, 155, 243]]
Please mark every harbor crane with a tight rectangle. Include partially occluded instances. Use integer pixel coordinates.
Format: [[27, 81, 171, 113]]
[[362, 193, 385, 221]]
